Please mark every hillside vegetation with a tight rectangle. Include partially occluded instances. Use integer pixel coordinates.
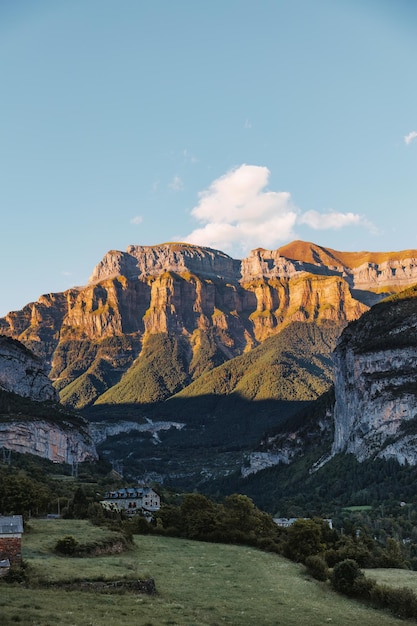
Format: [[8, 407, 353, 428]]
[[173, 321, 339, 402], [0, 387, 86, 429], [337, 283, 417, 355]]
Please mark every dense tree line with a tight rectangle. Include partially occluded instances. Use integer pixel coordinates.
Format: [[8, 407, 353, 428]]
[[207, 452, 417, 518], [113, 493, 410, 574]]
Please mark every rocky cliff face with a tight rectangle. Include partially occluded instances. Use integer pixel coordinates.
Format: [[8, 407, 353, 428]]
[[0, 418, 97, 463], [89, 243, 240, 283], [332, 286, 417, 464], [0, 336, 58, 401], [1, 240, 417, 409], [0, 336, 98, 462]]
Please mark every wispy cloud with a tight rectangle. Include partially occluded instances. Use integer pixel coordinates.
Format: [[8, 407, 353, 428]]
[[244, 119, 252, 129], [299, 209, 373, 231], [182, 164, 376, 255], [183, 149, 198, 164], [130, 215, 143, 225], [404, 131, 417, 145], [169, 175, 184, 191]]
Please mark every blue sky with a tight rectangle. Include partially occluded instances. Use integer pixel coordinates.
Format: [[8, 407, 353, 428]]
[[1, 0, 416, 316]]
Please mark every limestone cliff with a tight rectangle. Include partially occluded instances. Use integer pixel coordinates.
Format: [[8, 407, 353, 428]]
[[0, 336, 58, 402], [1, 240, 417, 409], [0, 418, 97, 463], [0, 336, 98, 462], [332, 285, 417, 464], [89, 243, 240, 283], [242, 242, 417, 305]]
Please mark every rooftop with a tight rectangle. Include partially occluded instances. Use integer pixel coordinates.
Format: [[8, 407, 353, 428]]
[[0, 515, 24, 535]]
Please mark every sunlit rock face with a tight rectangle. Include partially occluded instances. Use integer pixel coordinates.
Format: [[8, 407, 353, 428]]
[[89, 243, 240, 284], [1, 240, 417, 409], [332, 286, 417, 464]]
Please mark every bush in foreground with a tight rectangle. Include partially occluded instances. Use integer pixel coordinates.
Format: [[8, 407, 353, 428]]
[[369, 584, 417, 620], [331, 559, 363, 595], [305, 555, 329, 581], [330, 559, 417, 620]]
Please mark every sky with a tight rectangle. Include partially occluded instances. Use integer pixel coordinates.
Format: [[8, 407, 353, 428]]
[[0, 0, 416, 316]]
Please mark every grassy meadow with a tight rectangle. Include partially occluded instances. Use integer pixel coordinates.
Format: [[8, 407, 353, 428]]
[[365, 568, 417, 592], [1, 519, 415, 625]]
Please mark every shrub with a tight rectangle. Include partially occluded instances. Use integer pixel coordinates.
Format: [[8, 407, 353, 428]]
[[352, 575, 376, 600], [256, 537, 281, 554], [369, 582, 390, 608], [331, 559, 363, 595], [305, 555, 329, 581], [55, 535, 79, 556], [1, 560, 29, 583], [369, 583, 417, 619], [383, 586, 417, 619]]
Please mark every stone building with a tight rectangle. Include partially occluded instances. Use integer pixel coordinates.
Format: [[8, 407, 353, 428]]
[[101, 486, 160, 516], [0, 515, 24, 565]]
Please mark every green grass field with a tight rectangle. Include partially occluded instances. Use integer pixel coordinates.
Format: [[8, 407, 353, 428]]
[[365, 567, 417, 592], [0, 519, 414, 625]]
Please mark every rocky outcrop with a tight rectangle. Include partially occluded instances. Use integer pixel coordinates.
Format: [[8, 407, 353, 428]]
[[0, 418, 97, 462], [242, 243, 417, 303], [253, 391, 335, 473], [89, 243, 240, 283], [332, 286, 417, 464], [0, 336, 98, 462], [1, 241, 417, 409], [0, 336, 58, 402], [241, 451, 294, 476], [89, 418, 184, 445]]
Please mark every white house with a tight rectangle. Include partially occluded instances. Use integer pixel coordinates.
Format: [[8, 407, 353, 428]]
[[101, 486, 160, 516], [273, 517, 333, 529]]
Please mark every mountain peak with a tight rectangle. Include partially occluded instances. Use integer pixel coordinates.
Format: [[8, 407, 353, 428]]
[[89, 242, 239, 284], [277, 240, 417, 270]]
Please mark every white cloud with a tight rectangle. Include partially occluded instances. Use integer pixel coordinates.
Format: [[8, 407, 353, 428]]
[[169, 175, 184, 191], [404, 131, 417, 145], [182, 164, 376, 256], [299, 210, 365, 230], [244, 119, 252, 129], [183, 164, 298, 254], [130, 215, 143, 225]]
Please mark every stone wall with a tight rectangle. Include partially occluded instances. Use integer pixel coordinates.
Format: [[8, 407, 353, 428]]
[[0, 536, 22, 564]]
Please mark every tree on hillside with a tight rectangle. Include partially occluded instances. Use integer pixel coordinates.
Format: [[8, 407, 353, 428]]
[[180, 493, 220, 539], [0, 469, 51, 516], [283, 518, 332, 563]]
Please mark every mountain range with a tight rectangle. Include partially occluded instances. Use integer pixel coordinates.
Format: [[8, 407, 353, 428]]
[[1, 240, 417, 504]]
